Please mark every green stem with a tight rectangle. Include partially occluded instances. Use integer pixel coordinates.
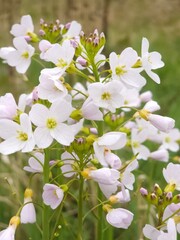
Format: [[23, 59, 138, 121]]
[[77, 174, 84, 240], [42, 149, 50, 240], [97, 121, 104, 240]]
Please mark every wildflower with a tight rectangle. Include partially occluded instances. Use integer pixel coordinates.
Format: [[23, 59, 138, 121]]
[[163, 163, 180, 191], [106, 208, 134, 229], [0, 216, 20, 240], [29, 99, 83, 148], [5, 37, 35, 74], [20, 188, 36, 224], [149, 148, 169, 162], [93, 131, 126, 167], [42, 184, 64, 209], [23, 152, 44, 173], [109, 48, 146, 89], [141, 37, 164, 84], [10, 15, 34, 38], [160, 128, 180, 152], [0, 113, 35, 155]]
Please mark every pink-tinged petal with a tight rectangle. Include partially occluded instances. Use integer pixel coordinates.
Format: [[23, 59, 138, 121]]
[[34, 127, 53, 148], [64, 21, 82, 38], [20, 199, 36, 224], [6, 51, 21, 67], [99, 183, 118, 198], [98, 132, 127, 150], [146, 69, 161, 84], [143, 224, 160, 239], [119, 47, 138, 67], [149, 52, 164, 69], [13, 37, 28, 50], [0, 119, 20, 139], [141, 37, 149, 56], [122, 70, 146, 89], [20, 113, 32, 134], [148, 114, 175, 133], [143, 100, 160, 112], [50, 99, 73, 123], [81, 97, 103, 121], [106, 208, 133, 229], [16, 58, 31, 74], [150, 149, 169, 162], [0, 137, 25, 155], [22, 137, 35, 152], [21, 15, 34, 31], [53, 123, 75, 146], [29, 104, 49, 126], [109, 52, 119, 73]]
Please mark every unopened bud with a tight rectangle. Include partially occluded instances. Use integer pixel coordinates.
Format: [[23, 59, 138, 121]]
[[150, 193, 158, 205], [154, 183, 163, 196], [166, 192, 173, 201], [164, 183, 176, 193], [172, 194, 180, 203], [140, 187, 148, 197]]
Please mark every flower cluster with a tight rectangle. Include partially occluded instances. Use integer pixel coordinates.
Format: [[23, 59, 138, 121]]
[[0, 15, 179, 240]]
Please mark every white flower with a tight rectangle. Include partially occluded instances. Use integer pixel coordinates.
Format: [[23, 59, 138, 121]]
[[5, 37, 35, 74], [61, 151, 78, 177], [143, 218, 177, 240], [93, 131, 127, 167], [131, 129, 150, 160], [24, 152, 44, 173], [0, 216, 20, 240], [106, 208, 133, 229], [10, 15, 34, 38], [20, 188, 36, 224], [121, 159, 138, 190], [37, 72, 68, 102], [0, 93, 17, 120], [42, 184, 64, 209], [88, 80, 124, 113], [150, 149, 169, 162], [141, 37, 164, 84], [81, 97, 103, 121], [160, 128, 180, 152], [148, 114, 175, 133], [39, 40, 53, 60], [110, 48, 146, 89], [41, 40, 75, 78], [0, 47, 15, 63], [163, 163, 180, 190], [63, 21, 82, 39], [0, 113, 35, 155], [29, 99, 83, 148]]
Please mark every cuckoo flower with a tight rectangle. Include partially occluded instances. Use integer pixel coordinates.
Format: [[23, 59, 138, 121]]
[[10, 15, 34, 38], [0, 216, 20, 240], [29, 99, 83, 148], [23, 152, 44, 173], [106, 208, 134, 229], [141, 37, 164, 84], [41, 40, 75, 78], [20, 188, 36, 224], [5, 37, 35, 74], [163, 163, 180, 191], [0, 113, 35, 155], [93, 131, 127, 167], [109, 48, 146, 89], [88, 80, 124, 113], [42, 184, 64, 209]]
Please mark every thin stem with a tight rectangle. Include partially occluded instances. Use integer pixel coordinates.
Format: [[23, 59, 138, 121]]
[[42, 149, 50, 240], [77, 174, 84, 240]]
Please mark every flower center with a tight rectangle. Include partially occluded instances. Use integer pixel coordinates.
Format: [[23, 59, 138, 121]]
[[132, 141, 140, 148], [21, 51, 29, 59], [115, 65, 126, 76], [56, 59, 67, 68], [17, 131, 28, 141], [46, 118, 57, 129], [101, 92, 111, 100], [165, 136, 171, 143]]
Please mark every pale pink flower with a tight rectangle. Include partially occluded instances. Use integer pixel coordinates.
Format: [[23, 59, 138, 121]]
[[88, 80, 124, 113], [5, 37, 35, 74], [81, 97, 103, 121], [160, 128, 180, 152], [150, 149, 169, 162], [0, 216, 20, 240], [163, 163, 180, 190], [63, 21, 81, 39], [0, 47, 15, 63], [24, 152, 44, 173], [37, 72, 68, 102], [41, 40, 75, 78], [140, 90, 153, 103], [61, 151, 78, 177], [110, 48, 146, 89], [0, 93, 17, 120], [42, 184, 64, 209], [148, 114, 175, 133], [0, 113, 35, 155], [10, 15, 34, 38], [29, 99, 83, 148], [20, 188, 36, 224], [93, 132, 127, 167], [39, 40, 53, 60], [141, 37, 164, 84], [106, 208, 133, 229], [121, 159, 138, 190]]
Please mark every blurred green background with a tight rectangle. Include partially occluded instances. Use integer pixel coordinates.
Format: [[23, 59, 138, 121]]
[[0, 0, 180, 239]]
